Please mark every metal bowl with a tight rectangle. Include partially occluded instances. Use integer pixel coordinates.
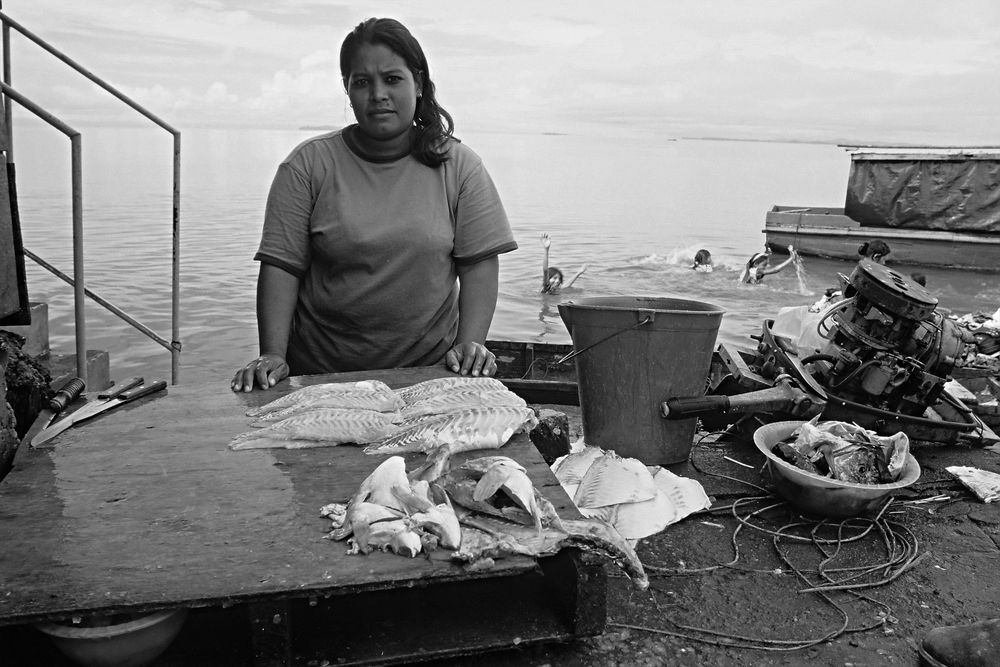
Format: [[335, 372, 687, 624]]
[[753, 421, 921, 518], [34, 608, 188, 667]]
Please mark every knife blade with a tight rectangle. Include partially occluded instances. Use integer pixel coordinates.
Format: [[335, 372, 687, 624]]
[[48, 375, 146, 427], [32, 379, 168, 447], [20, 377, 87, 447]]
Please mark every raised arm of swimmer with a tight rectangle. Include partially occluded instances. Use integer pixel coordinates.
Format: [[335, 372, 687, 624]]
[[757, 245, 798, 278]]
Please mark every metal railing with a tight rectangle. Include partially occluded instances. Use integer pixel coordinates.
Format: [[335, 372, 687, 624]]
[[0, 8, 181, 384]]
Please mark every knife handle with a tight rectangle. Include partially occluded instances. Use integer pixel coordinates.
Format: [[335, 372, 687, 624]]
[[49, 377, 86, 412], [120, 379, 168, 402], [98, 377, 145, 400]]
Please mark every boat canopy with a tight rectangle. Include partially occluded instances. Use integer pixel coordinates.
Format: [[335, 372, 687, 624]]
[[844, 150, 1000, 233]]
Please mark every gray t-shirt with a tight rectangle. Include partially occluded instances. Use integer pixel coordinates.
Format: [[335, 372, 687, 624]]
[[255, 127, 517, 374]]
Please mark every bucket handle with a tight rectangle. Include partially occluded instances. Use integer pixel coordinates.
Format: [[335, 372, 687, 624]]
[[557, 310, 655, 364]]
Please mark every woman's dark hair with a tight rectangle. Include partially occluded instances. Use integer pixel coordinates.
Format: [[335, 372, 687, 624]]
[[340, 18, 454, 167], [546, 267, 564, 284], [694, 249, 712, 265], [858, 239, 891, 259]]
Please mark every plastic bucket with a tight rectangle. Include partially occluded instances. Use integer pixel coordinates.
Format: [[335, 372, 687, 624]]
[[558, 296, 725, 465]]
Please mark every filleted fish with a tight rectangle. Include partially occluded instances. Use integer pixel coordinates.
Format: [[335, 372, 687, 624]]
[[394, 376, 508, 405], [364, 406, 538, 455], [398, 388, 526, 421], [229, 407, 400, 450], [245, 380, 402, 418]]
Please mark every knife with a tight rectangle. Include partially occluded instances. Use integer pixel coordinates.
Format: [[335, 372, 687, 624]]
[[20, 377, 87, 447], [32, 379, 168, 447], [27, 376, 142, 449]]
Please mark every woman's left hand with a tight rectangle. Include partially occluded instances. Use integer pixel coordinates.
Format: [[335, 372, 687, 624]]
[[445, 342, 497, 377]]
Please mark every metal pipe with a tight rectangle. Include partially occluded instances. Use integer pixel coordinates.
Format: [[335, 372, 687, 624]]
[[0, 82, 87, 382], [3, 21, 12, 159], [0, 15, 183, 384], [171, 133, 181, 384], [70, 134, 85, 381], [0, 11, 179, 135], [22, 249, 173, 351]]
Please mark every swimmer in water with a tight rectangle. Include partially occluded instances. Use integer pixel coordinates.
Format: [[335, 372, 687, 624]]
[[739, 245, 798, 284], [692, 248, 713, 272], [858, 239, 891, 264], [541, 233, 587, 293]]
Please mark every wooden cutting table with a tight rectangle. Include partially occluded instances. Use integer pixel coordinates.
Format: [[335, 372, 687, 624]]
[[0, 366, 605, 666]]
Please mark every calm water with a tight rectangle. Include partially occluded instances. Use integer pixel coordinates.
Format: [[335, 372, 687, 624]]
[[11, 124, 1000, 385]]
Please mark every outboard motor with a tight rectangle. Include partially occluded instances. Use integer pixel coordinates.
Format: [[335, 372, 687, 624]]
[[809, 260, 975, 415]]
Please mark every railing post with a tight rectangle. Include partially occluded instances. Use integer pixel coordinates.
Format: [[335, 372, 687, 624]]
[[171, 132, 180, 384], [2, 11, 182, 384], [2, 20, 11, 159], [70, 133, 86, 382]]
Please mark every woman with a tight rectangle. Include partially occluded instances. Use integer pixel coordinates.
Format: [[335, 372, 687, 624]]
[[233, 18, 517, 392], [739, 245, 798, 284]]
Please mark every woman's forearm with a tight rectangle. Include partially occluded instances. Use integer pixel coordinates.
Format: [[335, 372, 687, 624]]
[[456, 256, 499, 344], [257, 263, 300, 357]]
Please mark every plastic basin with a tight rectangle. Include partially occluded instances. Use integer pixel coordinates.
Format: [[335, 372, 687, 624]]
[[753, 421, 921, 518], [34, 608, 188, 667]]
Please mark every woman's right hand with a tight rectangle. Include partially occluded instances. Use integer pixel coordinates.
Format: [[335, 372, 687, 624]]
[[231, 353, 289, 392], [540, 232, 551, 249]]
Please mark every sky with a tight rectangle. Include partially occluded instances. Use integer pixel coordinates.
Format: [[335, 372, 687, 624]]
[[5, 0, 1000, 145]]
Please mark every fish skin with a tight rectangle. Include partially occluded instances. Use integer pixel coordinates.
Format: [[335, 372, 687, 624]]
[[572, 451, 658, 508], [363, 406, 538, 455], [394, 377, 508, 405], [551, 446, 605, 485], [229, 408, 400, 449], [246, 380, 401, 417]]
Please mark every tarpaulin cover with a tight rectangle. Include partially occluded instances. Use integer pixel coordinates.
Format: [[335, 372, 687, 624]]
[[845, 158, 1000, 232]]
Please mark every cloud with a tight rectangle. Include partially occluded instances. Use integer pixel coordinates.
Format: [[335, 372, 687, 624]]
[[8, 0, 1000, 143]]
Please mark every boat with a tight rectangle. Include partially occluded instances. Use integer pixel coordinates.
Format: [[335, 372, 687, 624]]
[[764, 148, 1000, 271]]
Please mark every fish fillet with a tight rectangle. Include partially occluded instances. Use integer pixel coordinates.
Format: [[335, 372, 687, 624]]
[[246, 380, 402, 417], [398, 388, 526, 421], [229, 407, 400, 450], [394, 377, 508, 405], [364, 406, 538, 455]]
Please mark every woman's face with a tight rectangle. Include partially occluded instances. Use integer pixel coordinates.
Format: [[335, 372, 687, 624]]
[[345, 42, 420, 150]]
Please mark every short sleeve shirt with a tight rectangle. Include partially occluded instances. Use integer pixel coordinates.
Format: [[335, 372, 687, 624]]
[[255, 127, 517, 374]]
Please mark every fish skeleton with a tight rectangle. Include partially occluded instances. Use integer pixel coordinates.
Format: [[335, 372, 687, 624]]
[[229, 407, 400, 450], [246, 380, 402, 417], [453, 513, 649, 591], [363, 406, 538, 455], [398, 388, 526, 421], [394, 377, 508, 405]]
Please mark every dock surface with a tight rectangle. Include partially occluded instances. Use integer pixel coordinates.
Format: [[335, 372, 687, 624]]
[[0, 366, 604, 665]]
